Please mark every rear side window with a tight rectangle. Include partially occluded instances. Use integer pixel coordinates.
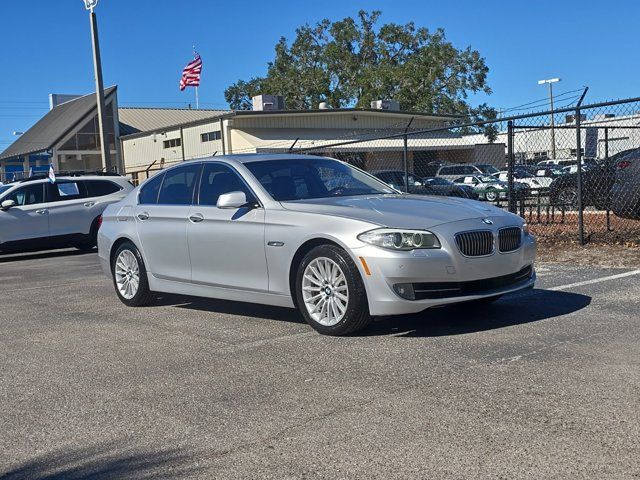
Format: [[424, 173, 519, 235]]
[[46, 181, 87, 202], [83, 180, 122, 197], [138, 172, 164, 205], [157, 164, 200, 205]]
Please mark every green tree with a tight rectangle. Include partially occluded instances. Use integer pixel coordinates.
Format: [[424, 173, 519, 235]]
[[224, 10, 496, 127]]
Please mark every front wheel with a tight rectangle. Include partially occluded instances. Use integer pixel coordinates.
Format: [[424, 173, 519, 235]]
[[295, 245, 371, 336], [485, 189, 498, 202], [111, 241, 154, 307]]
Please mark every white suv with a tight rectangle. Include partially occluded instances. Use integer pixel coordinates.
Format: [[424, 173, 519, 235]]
[[0, 174, 133, 253]]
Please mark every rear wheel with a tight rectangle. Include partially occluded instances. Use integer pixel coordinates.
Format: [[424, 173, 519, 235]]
[[295, 245, 371, 336], [111, 241, 154, 307]]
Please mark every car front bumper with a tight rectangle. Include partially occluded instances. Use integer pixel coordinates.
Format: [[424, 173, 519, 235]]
[[352, 218, 537, 316]]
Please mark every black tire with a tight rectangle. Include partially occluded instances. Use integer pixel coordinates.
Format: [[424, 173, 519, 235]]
[[485, 189, 498, 202], [111, 241, 154, 307], [555, 187, 578, 208], [295, 244, 371, 336]]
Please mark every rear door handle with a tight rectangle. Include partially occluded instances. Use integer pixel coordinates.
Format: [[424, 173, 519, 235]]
[[189, 213, 204, 223], [83, 202, 96, 207], [36, 209, 48, 215], [137, 212, 149, 221]]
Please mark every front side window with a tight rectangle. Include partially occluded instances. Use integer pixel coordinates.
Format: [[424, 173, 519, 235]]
[[138, 172, 164, 205], [198, 163, 256, 206], [4, 183, 44, 206], [157, 164, 200, 205], [245, 158, 394, 201]]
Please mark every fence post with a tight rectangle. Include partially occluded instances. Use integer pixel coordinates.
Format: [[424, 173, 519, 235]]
[[507, 120, 516, 213], [403, 134, 409, 193], [576, 107, 585, 245], [402, 117, 414, 194]]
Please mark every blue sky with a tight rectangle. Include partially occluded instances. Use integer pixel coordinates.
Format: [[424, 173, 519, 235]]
[[1, 0, 638, 150]]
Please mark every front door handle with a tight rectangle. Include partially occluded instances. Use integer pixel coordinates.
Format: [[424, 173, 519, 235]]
[[189, 213, 204, 223], [36, 209, 48, 215], [137, 212, 149, 221], [84, 202, 96, 207]]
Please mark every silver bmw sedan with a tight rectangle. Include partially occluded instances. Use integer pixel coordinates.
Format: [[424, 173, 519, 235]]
[[98, 154, 536, 336]]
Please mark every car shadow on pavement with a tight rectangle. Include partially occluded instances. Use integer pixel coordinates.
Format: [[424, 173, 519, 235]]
[[0, 441, 203, 480], [0, 248, 95, 263], [155, 294, 306, 324], [361, 289, 591, 337]]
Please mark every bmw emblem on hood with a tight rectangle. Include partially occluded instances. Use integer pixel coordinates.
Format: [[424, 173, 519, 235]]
[[482, 218, 494, 225]]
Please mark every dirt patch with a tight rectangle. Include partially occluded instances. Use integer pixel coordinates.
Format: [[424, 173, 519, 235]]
[[537, 240, 640, 268]]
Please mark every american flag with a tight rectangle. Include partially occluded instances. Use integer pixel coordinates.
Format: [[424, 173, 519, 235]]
[[179, 53, 202, 91]]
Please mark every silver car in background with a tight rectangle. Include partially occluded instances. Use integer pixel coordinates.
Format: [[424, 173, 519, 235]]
[[98, 155, 536, 336], [0, 174, 133, 253]]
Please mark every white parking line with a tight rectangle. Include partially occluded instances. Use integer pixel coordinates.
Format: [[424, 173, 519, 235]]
[[548, 269, 640, 291]]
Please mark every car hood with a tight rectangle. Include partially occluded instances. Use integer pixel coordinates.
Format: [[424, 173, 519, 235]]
[[280, 194, 510, 229]]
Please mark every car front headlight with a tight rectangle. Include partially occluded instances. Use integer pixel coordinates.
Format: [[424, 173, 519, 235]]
[[358, 228, 441, 250], [522, 223, 530, 235]]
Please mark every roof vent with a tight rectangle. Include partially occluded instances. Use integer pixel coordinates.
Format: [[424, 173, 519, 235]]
[[252, 94, 285, 111], [370, 99, 400, 111]]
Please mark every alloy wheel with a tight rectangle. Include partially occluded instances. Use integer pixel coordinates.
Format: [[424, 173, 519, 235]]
[[114, 249, 140, 300], [302, 257, 349, 326]]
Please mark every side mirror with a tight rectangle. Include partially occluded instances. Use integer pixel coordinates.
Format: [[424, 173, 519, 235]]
[[217, 191, 248, 209], [1, 199, 16, 211]]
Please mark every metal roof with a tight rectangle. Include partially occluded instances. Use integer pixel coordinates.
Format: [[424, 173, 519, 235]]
[[0, 86, 117, 161], [120, 108, 461, 141], [118, 107, 228, 136]]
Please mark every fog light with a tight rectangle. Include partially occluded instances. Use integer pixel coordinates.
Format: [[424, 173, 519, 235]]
[[393, 283, 415, 300]]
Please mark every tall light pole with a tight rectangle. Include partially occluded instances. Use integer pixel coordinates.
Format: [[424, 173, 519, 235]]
[[538, 77, 561, 159], [83, 0, 110, 171]]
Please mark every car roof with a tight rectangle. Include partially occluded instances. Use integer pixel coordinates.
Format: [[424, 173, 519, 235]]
[[192, 153, 332, 164]]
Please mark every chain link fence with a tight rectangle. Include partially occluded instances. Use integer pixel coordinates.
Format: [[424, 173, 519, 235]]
[[286, 96, 640, 245]]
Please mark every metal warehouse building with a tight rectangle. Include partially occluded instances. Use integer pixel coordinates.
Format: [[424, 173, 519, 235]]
[[1, 88, 508, 183]]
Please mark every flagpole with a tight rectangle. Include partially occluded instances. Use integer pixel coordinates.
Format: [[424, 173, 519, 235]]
[[193, 44, 199, 109]]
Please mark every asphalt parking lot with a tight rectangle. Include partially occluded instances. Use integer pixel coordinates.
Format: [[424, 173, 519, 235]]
[[0, 250, 639, 479]]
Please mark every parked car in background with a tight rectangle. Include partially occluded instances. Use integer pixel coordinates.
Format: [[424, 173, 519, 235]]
[[522, 165, 564, 179], [422, 177, 479, 200], [548, 149, 640, 209], [611, 149, 640, 219], [0, 173, 133, 253], [452, 174, 529, 202], [372, 170, 479, 200], [474, 164, 501, 175], [371, 170, 424, 194], [537, 159, 577, 168], [98, 154, 536, 336], [436, 164, 499, 181], [494, 170, 552, 193]]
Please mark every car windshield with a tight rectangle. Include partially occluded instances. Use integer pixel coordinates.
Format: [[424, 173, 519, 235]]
[[0, 184, 14, 197], [479, 175, 498, 183], [477, 165, 499, 174], [245, 158, 396, 201]]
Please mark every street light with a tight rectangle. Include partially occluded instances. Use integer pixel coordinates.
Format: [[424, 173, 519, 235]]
[[82, 0, 110, 171], [538, 77, 561, 159]]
